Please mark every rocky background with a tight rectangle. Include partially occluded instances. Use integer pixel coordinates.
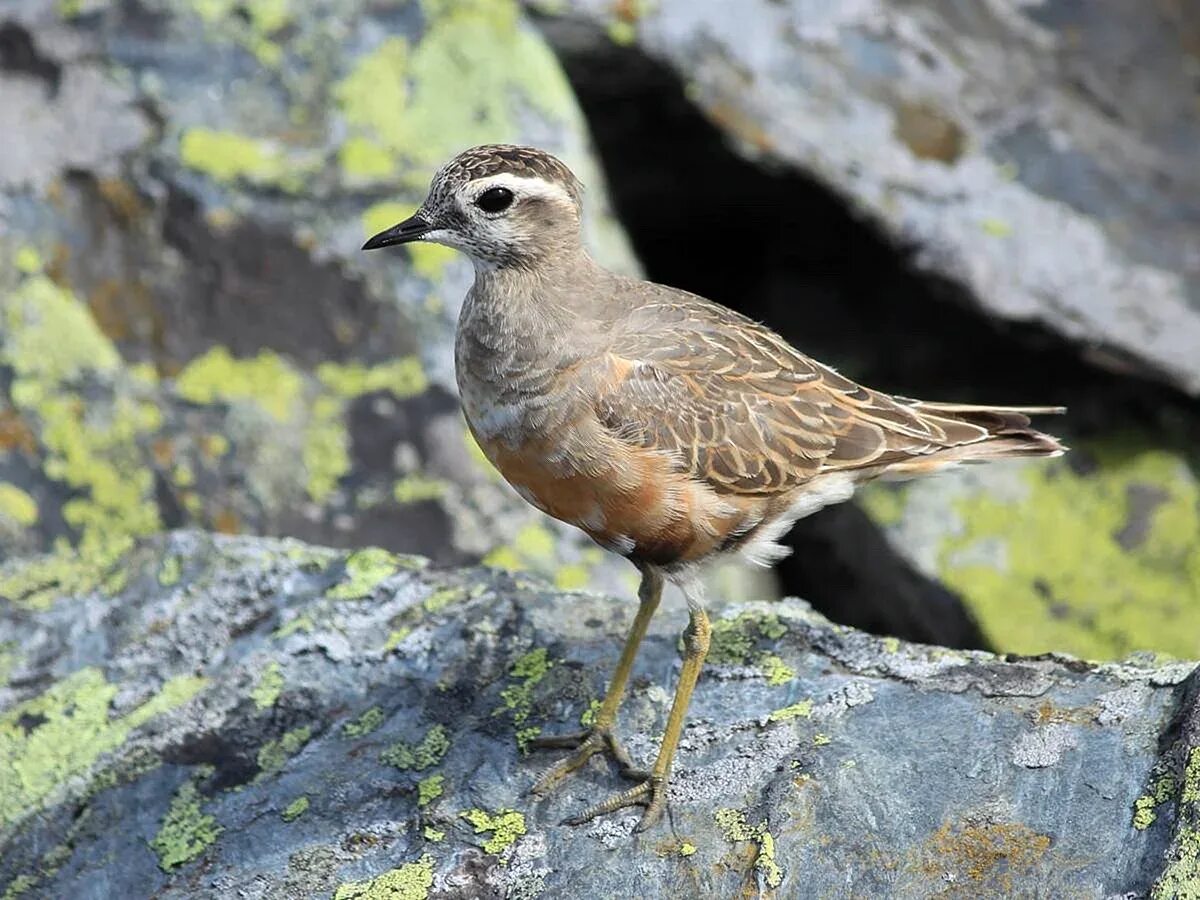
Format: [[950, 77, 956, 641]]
[[1, 0, 1199, 897]]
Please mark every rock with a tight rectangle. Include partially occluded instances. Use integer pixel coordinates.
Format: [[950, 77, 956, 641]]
[[0, 0, 655, 599], [539, 0, 1200, 397], [2, 531, 1199, 897]]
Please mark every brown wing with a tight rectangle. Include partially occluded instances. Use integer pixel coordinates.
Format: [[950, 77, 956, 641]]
[[591, 296, 996, 496]]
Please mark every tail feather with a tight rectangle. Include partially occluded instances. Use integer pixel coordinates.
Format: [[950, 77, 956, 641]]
[[879, 402, 1066, 476]]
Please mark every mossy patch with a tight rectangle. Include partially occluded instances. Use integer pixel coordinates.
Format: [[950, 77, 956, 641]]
[[343, 707, 385, 738], [281, 795, 310, 822], [0, 668, 206, 827], [938, 443, 1200, 659], [461, 808, 526, 857], [250, 661, 284, 710], [332, 855, 434, 900], [256, 725, 312, 777], [495, 648, 553, 751], [416, 774, 444, 807], [149, 769, 223, 871], [381, 724, 449, 771]]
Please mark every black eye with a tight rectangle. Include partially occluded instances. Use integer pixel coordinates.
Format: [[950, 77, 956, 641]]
[[475, 186, 514, 213]]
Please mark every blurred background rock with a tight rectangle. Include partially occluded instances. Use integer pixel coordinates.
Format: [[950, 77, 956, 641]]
[[1, 0, 1198, 661]]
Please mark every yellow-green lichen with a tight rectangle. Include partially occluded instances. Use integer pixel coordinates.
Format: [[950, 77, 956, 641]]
[[281, 795, 309, 822], [423, 826, 445, 842], [14, 245, 42, 274], [858, 483, 908, 527], [483, 523, 557, 574], [273, 614, 315, 638], [381, 724, 449, 771], [328, 548, 399, 600], [579, 698, 602, 728], [495, 648, 553, 750], [158, 554, 183, 587], [0, 668, 206, 827], [179, 128, 318, 191], [938, 444, 1200, 659], [0, 483, 38, 527], [2, 873, 38, 899], [303, 395, 350, 503], [0, 548, 116, 611], [332, 855, 434, 900], [250, 661, 284, 710], [813, 733, 832, 747], [3, 276, 160, 553], [316, 359, 428, 401], [187, 0, 294, 65], [149, 771, 222, 871], [256, 725, 312, 777], [175, 347, 303, 422], [760, 654, 795, 686], [1135, 772, 1179, 831], [335, 0, 578, 192], [461, 808, 526, 857], [416, 774, 444, 807], [422, 587, 463, 613], [713, 808, 782, 889], [394, 475, 449, 505], [384, 627, 412, 651], [768, 699, 813, 724], [1134, 795, 1158, 831], [343, 707, 386, 738]]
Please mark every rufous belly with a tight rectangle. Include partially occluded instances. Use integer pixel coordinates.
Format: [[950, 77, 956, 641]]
[[472, 426, 749, 566]]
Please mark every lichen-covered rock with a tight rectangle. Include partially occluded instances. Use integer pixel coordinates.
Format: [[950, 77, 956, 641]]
[[0, 0, 646, 596], [3, 531, 1199, 897], [860, 437, 1200, 661], [543, 0, 1200, 397]]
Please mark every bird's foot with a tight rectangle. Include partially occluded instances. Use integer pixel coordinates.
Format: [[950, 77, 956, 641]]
[[526, 727, 641, 796], [560, 772, 668, 832], [527, 728, 668, 831]]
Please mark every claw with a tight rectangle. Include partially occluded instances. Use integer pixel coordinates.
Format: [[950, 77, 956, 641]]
[[561, 775, 668, 832], [527, 727, 641, 796]]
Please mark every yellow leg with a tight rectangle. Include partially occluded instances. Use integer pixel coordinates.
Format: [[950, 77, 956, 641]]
[[563, 602, 712, 832], [529, 569, 663, 793]]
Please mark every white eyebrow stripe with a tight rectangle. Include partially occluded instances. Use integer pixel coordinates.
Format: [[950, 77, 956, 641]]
[[468, 172, 575, 207]]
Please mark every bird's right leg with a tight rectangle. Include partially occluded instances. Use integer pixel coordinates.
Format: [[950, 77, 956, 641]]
[[528, 567, 662, 795]]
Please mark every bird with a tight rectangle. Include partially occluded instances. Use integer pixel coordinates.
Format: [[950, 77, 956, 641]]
[[362, 144, 1065, 832]]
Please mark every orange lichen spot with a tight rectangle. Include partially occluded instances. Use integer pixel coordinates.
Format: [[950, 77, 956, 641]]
[[0, 409, 38, 455], [212, 508, 241, 534], [918, 820, 1052, 895]]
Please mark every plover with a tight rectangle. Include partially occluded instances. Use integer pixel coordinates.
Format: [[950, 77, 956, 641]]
[[363, 144, 1065, 831]]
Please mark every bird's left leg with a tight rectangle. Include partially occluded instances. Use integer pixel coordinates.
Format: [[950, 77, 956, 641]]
[[562, 584, 712, 832], [528, 566, 662, 794]]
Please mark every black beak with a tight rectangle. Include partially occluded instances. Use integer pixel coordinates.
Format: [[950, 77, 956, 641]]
[[362, 215, 433, 250]]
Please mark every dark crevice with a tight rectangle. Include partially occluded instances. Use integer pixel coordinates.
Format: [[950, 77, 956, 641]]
[[538, 17, 1200, 650], [0, 22, 61, 95]]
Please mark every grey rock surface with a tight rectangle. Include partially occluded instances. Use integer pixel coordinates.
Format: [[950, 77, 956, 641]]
[[543, 0, 1200, 396], [3, 531, 1200, 898]]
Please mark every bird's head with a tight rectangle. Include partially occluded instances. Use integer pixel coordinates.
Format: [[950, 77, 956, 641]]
[[362, 144, 585, 272]]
